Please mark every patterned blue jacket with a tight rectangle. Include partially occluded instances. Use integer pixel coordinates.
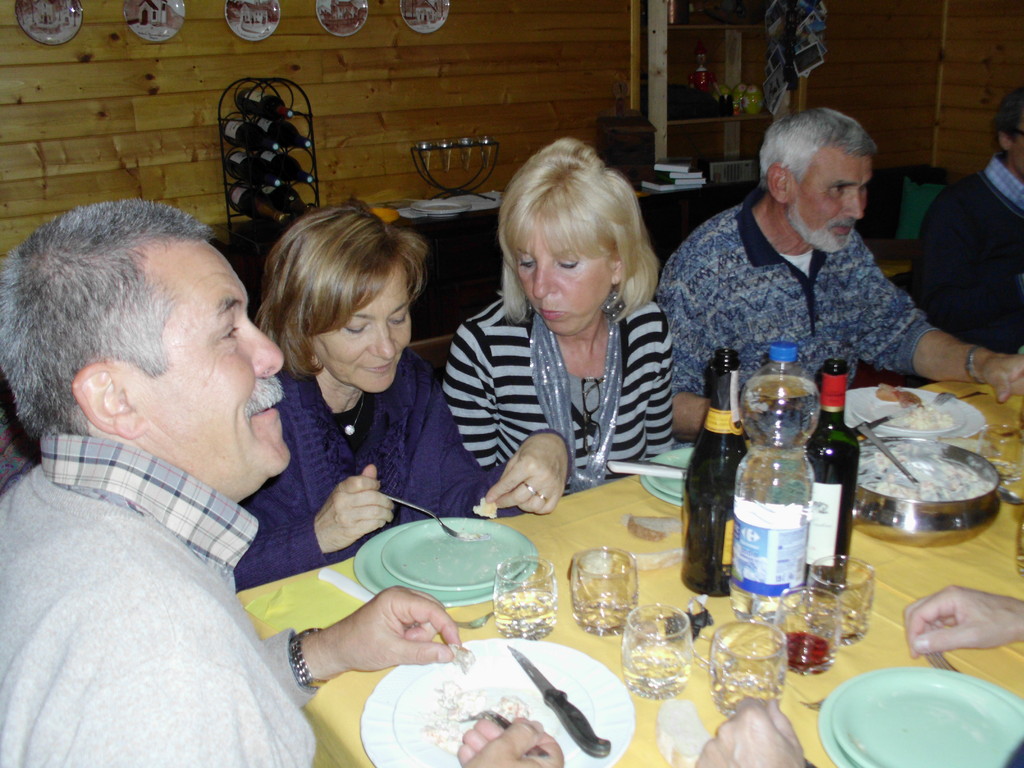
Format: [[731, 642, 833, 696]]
[[656, 188, 934, 395]]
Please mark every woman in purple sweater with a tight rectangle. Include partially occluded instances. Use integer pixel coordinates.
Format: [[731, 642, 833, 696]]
[[236, 203, 567, 590]]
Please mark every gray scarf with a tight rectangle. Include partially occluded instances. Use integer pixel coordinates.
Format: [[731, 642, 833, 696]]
[[530, 312, 622, 492]]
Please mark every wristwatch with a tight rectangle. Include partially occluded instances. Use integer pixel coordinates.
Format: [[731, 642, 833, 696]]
[[288, 628, 326, 690]]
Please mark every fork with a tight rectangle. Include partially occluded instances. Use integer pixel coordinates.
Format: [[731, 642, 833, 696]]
[[384, 494, 490, 542], [931, 391, 955, 408], [800, 698, 825, 711], [462, 711, 549, 757], [925, 651, 960, 672]]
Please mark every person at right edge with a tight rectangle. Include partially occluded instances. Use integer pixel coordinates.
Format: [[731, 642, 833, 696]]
[[919, 86, 1024, 354], [657, 107, 1024, 443], [696, 586, 1024, 768]]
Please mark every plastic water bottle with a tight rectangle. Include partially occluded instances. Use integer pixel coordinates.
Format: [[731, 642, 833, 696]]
[[730, 340, 820, 621]]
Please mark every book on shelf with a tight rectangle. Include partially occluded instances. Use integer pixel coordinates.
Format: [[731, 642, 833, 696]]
[[655, 170, 706, 184], [641, 179, 707, 193], [662, 170, 705, 180], [653, 157, 695, 173]]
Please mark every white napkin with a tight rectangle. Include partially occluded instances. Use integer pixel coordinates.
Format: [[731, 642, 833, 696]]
[[318, 568, 375, 603]]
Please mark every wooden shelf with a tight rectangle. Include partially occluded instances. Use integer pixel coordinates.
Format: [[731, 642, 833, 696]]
[[645, 0, 769, 159], [668, 23, 763, 31], [666, 113, 772, 127]]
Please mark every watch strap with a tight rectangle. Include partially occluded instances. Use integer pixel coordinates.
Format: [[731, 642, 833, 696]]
[[289, 627, 324, 690]]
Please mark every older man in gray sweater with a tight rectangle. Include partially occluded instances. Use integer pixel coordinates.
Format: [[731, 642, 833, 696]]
[[0, 200, 561, 767]]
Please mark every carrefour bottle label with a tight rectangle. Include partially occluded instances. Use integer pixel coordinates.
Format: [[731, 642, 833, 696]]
[[732, 497, 808, 596]]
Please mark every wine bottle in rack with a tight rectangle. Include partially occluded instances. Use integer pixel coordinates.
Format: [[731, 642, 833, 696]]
[[257, 151, 314, 185], [228, 183, 289, 223], [225, 150, 282, 188], [234, 87, 294, 120], [256, 117, 312, 149], [268, 186, 311, 217], [223, 119, 280, 152]]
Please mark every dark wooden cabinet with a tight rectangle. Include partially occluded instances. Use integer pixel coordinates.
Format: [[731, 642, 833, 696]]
[[401, 183, 756, 340], [217, 182, 755, 338]]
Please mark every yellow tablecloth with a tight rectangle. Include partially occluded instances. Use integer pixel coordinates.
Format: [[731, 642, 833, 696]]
[[238, 383, 1024, 768]]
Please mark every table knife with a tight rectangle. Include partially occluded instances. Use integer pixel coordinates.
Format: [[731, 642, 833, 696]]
[[507, 646, 611, 758], [607, 459, 686, 480]]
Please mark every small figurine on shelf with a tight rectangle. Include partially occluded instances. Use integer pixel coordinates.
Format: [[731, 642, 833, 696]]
[[688, 41, 716, 93]]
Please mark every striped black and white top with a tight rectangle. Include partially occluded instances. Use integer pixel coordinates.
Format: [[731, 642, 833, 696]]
[[443, 300, 673, 477]]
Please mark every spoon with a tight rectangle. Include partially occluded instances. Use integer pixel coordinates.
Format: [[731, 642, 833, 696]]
[[856, 422, 921, 485], [384, 494, 491, 542], [997, 485, 1024, 505]]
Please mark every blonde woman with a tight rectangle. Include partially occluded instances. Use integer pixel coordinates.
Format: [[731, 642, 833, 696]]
[[443, 138, 673, 492]]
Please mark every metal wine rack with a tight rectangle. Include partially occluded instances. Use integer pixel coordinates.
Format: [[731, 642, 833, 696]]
[[217, 77, 320, 254]]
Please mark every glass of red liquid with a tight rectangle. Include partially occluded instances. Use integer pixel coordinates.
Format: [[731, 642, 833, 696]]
[[774, 586, 841, 675]]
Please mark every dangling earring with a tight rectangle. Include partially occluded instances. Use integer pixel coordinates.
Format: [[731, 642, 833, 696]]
[[601, 286, 623, 317]]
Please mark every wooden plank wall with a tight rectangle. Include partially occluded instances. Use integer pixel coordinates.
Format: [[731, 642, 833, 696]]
[[0, 0, 629, 255], [933, 0, 1024, 179], [803, 0, 1024, 179]]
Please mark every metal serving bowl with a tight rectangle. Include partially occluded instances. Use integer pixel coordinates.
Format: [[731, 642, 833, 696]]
[[853, 437, 1000, 547]]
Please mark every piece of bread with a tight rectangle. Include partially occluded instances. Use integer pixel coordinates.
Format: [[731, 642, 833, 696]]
[[448, 644, 475, 674], [623, 513, 683, 541], [472, 497, 497, 518], [632, 547, 684, 571], [656, 699, 712, 768]]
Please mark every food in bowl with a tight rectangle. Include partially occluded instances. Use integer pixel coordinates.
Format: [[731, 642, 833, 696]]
[[854, 438, 1000, 546], [859, 441, 991, 501]]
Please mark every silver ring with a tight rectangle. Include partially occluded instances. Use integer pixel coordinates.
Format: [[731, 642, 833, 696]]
[[524, 483, 547, 501]]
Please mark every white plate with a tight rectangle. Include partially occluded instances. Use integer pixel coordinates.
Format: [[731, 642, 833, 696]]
[[410, 200, 471, 216], [124, 0, 185, 42], [316, 0, 367, 37], [401, 0, 449, 33], [224, 0, 280, 41], [16, 0, 83, 45], [361, 638, 635, 768], [845, 387, 984, 438]]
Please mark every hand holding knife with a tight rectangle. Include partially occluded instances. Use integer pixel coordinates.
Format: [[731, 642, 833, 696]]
[[508, 646, 611, 758]]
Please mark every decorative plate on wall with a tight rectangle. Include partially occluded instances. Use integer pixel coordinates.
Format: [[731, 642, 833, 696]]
[[400, 0, 449, 34], [316, 0, 368, 37], [124, 0, 185, 43], [224, 0, 280, 42], [16, 0, 83, 46]]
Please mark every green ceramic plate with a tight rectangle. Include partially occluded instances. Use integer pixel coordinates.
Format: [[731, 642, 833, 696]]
[[355, 522, 498, 607], [639, 446, 692, 506], [380, 518, 536, 591], [820, 668, 1024, 768]]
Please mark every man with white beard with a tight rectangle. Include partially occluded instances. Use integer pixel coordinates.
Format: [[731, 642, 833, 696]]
[[657, 108, 1024, 441]]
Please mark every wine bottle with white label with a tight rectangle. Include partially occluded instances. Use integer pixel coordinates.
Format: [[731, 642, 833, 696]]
[[805, 358, 859, 565]]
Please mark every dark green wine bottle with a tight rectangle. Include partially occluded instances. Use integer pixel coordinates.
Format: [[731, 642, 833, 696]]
[[682, 348, 747, 596], [805, 358, 860, 564]]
